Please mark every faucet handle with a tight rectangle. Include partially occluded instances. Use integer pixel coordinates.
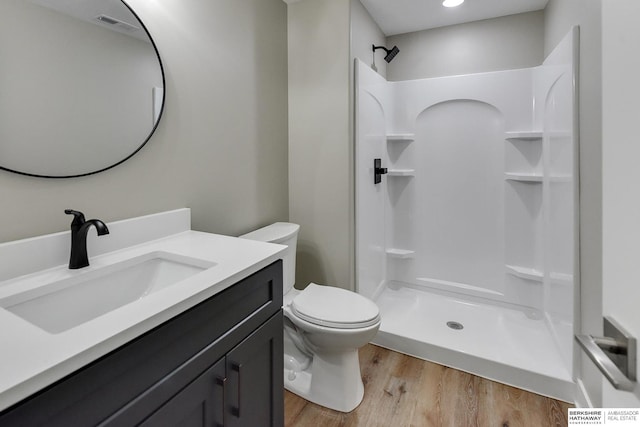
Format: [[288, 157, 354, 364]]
[[65, 209, 86, 225]]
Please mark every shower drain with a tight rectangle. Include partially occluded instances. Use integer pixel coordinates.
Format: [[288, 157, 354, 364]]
[[446, 321, 464, 330]]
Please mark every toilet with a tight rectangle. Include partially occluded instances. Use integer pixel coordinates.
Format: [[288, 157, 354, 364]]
[[240, 222, 381, 413]]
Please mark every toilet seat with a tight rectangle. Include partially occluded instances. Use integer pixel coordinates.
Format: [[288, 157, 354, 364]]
[[291, 283, 380, 329]]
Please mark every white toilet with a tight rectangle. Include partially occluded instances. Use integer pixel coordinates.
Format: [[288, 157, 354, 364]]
[[240, 222, 381, 412]]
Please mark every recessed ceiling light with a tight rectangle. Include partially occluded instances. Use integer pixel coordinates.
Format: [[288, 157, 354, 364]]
[[442, 0, 464, 7]]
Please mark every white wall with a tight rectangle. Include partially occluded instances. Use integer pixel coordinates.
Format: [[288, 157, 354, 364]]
[[354, 59, 388, 298], [356, 64, 575, 311], [538, 28, 579, 373], [386, 11, 545, 81], [543, 0, 603, 408], [349, 0, 387, 292], [602, 0, 640, 407], [287, 0, 352, 290], [0, 0, 288, 244]]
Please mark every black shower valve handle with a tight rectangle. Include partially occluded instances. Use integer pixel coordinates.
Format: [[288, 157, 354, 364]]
[[374, 158, 388, 174], [374, 158, 387, 184]]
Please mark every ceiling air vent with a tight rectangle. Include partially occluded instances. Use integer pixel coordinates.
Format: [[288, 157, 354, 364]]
[[95, 14, 140, 32]]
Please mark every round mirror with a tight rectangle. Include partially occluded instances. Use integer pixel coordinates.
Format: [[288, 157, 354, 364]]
[[0, 0, 165, 178]]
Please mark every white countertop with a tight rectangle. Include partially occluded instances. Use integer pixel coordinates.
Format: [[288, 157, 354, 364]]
[[0, 209, 285, 412]]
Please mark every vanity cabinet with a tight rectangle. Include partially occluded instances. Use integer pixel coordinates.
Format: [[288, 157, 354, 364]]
[[0, 261, 284, 427], [128, 314, 282, 427]]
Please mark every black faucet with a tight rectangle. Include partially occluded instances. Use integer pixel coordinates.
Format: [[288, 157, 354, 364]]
[[65, 209, 110, 269]]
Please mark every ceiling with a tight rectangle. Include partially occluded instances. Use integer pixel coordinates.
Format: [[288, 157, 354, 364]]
[[360, 0, 549, 36]]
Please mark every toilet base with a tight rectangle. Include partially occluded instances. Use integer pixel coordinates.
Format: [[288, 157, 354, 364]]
[[284, 348, 365, 413]]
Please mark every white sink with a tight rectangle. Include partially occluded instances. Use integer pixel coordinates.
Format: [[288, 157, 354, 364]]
[[0, 251, 215, 334]]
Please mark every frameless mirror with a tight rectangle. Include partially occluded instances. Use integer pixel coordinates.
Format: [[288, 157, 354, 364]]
[[0, 0, 165, 178]]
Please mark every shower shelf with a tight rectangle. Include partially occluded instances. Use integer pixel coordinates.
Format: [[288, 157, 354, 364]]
[[386, 249, 415, 259], [387, 169, 415, 177], [505, 266, 574, 285], [504, 173, 543, 182], [387, 133, 415, 142], [505, 131, 543, 140], [506, 265, 542, 282], [504, 173, 572, 183]]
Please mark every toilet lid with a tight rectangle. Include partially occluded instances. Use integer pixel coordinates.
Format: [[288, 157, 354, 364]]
[[291, 283, 380, 329]]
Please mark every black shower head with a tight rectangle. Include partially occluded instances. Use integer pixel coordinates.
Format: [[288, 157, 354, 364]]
[[372, 45, 400, 63], [384, 46, 399, 63]]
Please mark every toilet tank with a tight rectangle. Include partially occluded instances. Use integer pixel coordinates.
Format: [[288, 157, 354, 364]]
[[239, 222, 299, 294]]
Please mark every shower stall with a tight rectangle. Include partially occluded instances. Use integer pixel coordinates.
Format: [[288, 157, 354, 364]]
[[355, 28, 579, 402]]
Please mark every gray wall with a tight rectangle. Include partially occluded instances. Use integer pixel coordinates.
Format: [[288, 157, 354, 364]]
[[0, 0, 288, 244], [544, 0, 603, 407], [285, 0, 385, 291], [287, 0, 352, 290], [351, 0, 387, 79], [387, 11, 545, 81]]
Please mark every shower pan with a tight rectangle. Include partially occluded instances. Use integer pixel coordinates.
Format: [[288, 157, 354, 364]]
[[355, 28, 579, 402]]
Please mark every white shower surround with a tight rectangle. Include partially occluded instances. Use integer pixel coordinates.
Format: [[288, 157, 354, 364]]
[[355, 29, 578, 402]]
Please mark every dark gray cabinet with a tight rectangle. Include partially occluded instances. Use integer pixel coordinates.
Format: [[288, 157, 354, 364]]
[[0, 261, 284, 427], [225, 314, 281, 427], [137, 313, 282, 427], [139, 358, 226, 427]]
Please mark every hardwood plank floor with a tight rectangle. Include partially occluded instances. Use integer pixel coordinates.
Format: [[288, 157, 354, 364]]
[[285, 344, 573, 427]]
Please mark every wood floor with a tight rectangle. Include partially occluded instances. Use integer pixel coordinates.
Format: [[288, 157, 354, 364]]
[[285, 344, 573, 427]]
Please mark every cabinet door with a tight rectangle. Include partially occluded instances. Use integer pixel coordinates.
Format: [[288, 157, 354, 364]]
[[140, 358, 226, 427], [226, 313, 283, 427]]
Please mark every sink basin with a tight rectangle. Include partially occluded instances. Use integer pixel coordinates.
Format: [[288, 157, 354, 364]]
[[0, 252, 215, 334]]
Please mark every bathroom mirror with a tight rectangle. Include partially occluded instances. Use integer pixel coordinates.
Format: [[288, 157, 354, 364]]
[[0, 0, 165, 178]]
